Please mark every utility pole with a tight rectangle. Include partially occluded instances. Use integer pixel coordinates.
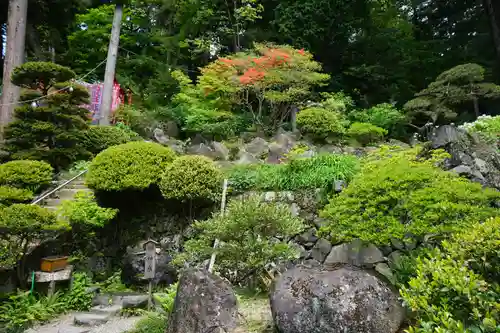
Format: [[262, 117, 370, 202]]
[[0, 0, 28, 136], [99, 3, 123, 125]]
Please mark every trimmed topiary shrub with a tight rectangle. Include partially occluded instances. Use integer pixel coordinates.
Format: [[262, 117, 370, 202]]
[[0, 186, 34, 205], [319, 146, 500, 245], [296, 107, 347, 141], [83, 125, 139, 156], [347, 122, 387, 146], [0, 160, 53, 192], [86, 141, 176, 191], [159, 155, 222, 203]]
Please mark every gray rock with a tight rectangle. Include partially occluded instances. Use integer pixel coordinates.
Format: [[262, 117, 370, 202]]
[[310, 238, 332, 263], [290, 203, 300, 216], [312, 217, 328, 229], [121, 295, 149, 309], [429, 125, 500, 190], [164, 121, 179, 138], [270, 266, 405, 333], [186, 143, 214, 157], [295, 228, 318, 245], [375, 263, 396, 285], [430, 125, 463, 148], [74, 313, 110, 326], [324, 239, 385, 268], [334, 180, 346, 192], [236, 151, 259, 165], [167, 269, 238, 333], [264, 191, 276, 202], [388, 251, 404, 269], [267, 142, 285, 164], [274, 132, 297, 149], [390, 238, 405, 251], [165, 139, 185, 154], [153, 128, 169, 145], [211, 141, 230, 161], [191, 133, 206, 145], [245, 137, 269, 157]]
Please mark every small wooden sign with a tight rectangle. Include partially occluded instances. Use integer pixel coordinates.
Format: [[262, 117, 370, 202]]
[[143, 240, 157, 280]]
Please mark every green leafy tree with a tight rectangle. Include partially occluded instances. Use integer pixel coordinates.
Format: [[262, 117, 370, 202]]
[[174, 195, 305, 287], [319, 146, 500, 245], [0, 160, 53, 192], [4, 62, 91, 170], [350, 103, 406, 136], [346, 122, 387, 146]]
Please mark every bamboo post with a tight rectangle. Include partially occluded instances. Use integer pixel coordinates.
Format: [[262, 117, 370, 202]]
[[207, 179, 228, 273]]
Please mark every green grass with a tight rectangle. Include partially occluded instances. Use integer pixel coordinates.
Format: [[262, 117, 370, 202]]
[[226, 153, 359, 192]]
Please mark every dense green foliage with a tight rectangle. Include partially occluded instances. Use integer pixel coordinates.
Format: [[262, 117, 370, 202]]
[[159, 155, 222, 203], [86, 141, 176, 191], [350, 103, 406, 136], [319, 146, 500, 245], [174, 196, 305, 286], [0, 291, 67, 332], [129, 312, 167, 333], [227, 153, 359, 192], [0, 160, 53, 192], [58, 191, 118, 227], [83, 125, 139, 156], [401, 217, 500, 332], [346, 122, 388, 146], [63, 272, 94, 311], [5, 62, 91, 170]]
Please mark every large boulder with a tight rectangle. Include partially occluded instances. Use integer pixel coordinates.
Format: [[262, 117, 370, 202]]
[[428, 125, 500, 190], [167, 269, 238, 333], [270, 266, 404, 333]]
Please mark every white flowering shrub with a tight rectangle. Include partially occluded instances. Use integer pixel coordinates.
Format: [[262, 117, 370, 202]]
[[460, 115, 500, 148]]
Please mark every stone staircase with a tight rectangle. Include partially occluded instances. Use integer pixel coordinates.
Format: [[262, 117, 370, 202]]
[[26, 294, 149, 333], [38, 177, 91, 211]]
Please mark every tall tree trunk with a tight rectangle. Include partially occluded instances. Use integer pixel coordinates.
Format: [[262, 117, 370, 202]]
[[484, 0, 500, 68], [473, 96, 480, 118], [0, 0, 28, 137], [99, 3, 123, 126]]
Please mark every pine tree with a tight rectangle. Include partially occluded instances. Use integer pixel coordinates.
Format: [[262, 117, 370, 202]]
[[4, 62, 91, 170]]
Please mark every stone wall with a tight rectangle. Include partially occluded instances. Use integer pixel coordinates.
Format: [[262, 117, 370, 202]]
[[240, 189, 418, 285]]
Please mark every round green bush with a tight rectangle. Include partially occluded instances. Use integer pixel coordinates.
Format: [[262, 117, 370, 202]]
[[83, 125, 139, 156], [87, 141, 176, 191], [159, 155, 222, 202], [347, 122, 387, 146], [296, 107, 347, 141], [0, 160, 53, 192]]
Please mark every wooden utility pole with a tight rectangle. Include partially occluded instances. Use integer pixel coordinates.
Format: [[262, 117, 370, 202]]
[[0, 0, 28, 136], [99, 3, 123, 125]]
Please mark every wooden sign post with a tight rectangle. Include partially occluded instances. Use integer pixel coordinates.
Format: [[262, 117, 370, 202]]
[[143, 240, 158, 310]]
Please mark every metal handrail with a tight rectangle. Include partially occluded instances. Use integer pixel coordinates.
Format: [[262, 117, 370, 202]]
[[31, 169, 88, 205]]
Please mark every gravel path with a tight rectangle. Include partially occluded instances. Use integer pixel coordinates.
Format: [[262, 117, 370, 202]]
[[26, 314, 144, 333]]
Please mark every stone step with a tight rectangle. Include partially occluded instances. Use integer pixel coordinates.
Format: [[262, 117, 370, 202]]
[[55, 325, 91, 333], [70, 184, 89, 190], [54, 189, 81, 200], [43, 198, 63, 207], [90, 305, 122, 316], [73, 312, 111, 326]]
